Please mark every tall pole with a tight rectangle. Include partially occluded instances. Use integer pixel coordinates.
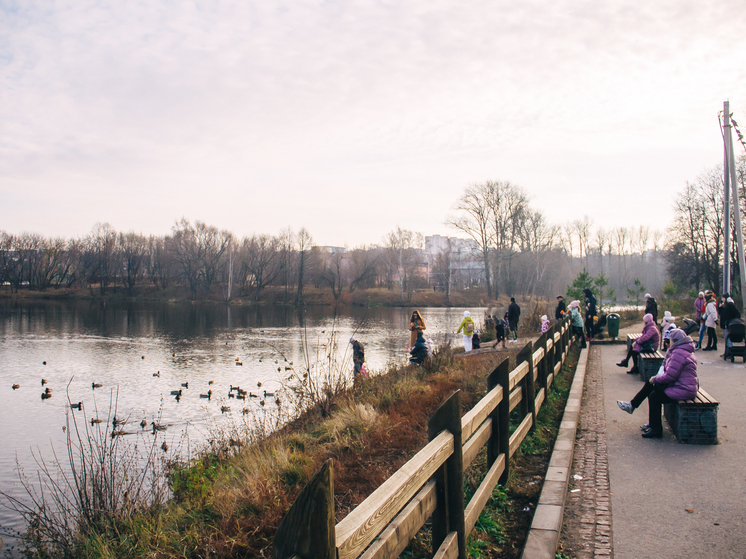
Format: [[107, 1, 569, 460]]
[[723, 102, 732, 296], [725, 103, 746, 314]]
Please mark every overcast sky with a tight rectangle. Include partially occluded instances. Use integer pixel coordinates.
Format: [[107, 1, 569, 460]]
[[1, 0, 745, 247]]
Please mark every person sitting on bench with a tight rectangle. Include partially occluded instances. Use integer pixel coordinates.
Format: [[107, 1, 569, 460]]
[[617, 328, 698, 438], [617, 313, 660, 374]]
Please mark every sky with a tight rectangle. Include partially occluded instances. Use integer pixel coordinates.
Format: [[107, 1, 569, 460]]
[[1, 0, 745, 248]]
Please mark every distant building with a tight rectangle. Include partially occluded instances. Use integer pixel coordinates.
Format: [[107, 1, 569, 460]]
[[424, 235, 485, 288]]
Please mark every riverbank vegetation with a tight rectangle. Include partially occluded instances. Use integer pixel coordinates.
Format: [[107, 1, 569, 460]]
[[3, 336, 580, 559]]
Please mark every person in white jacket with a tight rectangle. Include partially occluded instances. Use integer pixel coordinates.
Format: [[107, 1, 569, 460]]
[[703, 294, 719, 351]]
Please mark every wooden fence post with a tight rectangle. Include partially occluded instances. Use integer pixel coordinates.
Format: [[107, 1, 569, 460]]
[[488, 358, 511, 485], [536, 331, 548, 397], [428, 390, 465, 559], [273, 459, 336, 559], [516, 341, 536, 433]]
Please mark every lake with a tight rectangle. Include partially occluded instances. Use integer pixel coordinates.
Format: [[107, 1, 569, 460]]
[[0, 300, 488, 544]]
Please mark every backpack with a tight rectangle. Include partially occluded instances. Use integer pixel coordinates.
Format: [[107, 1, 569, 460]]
[[466, 321, 474, 334]]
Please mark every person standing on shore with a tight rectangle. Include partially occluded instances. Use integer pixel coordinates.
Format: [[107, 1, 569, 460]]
[[456, 311, 475, 352], [350, 337, 365, 377], [409, 310, 426, 348], [555, 296, 566, 320], [694, 291, 706, 350], [507, 298, 521, 342]]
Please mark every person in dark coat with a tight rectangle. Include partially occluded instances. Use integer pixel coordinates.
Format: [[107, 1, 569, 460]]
[[409, 331, 428, 365], [719, 296, 741, 342], [555, 296, 566, 320], [350, 337, 365, 376], [644, 294, 658, 324], [582, 288, 597, 340], [507, 297, 521, 341], [617, 329, 698, 438], [492, 315, 506, 349]]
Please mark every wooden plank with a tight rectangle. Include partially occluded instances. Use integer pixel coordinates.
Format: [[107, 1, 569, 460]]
[[546, 338, 554, 351], [464, 453, 506, 534], [509, 361, 530, 391], [433, 531, 458, 559], [535, 387, 545, 411], [698, 388, 719, 404], [461, 385, 502, 441], [554, 332, 561, 344], [335, 431, 455, 559], [463, 419, 492, 469], [554, 361, 561, 375], [508, 414, 533, 457], [532, 347, 544, 369], [509, 386, 523, 411], [547, 372, 554, 387], [359, 481, 437, 559]]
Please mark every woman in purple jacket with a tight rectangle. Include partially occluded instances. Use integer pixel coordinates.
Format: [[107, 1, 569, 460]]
[[617, 328, 698, 438], [616, 313, 660, 375]]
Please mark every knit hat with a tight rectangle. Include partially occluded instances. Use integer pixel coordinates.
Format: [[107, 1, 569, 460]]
[[668, 328, 693, 348], [349, 337, 355, 343], [541, 315, 548, 322], [644, 293, 652, 299], [662, 311, 674, 322], [464, 311, 471, 317], [699, 291, 704, 297], [643, 313, 654, 323], [569, 300, 580, 309], [727, 297, 734, 303]]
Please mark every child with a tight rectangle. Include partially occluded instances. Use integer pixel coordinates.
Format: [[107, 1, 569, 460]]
[[540, 315, 550, 333], [472, 329, 481, 349], [660, 311, 676, 351], [492, 314, 507, 349]]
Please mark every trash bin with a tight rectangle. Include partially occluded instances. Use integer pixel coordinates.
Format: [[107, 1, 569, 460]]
[[607, 313, 620, 339]]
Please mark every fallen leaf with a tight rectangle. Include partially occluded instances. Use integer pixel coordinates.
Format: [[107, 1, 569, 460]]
[[685, 509, 694, 513]]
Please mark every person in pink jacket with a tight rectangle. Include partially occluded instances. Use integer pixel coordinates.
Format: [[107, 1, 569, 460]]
[[617, 328, 698, 438], [616, 313, 660, 374]]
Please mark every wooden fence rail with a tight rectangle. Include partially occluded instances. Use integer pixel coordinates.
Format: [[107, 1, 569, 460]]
[[274, 316, 573, 559]]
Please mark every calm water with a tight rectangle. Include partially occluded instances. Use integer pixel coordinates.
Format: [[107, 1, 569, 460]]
[[0, 300, 487, 543]]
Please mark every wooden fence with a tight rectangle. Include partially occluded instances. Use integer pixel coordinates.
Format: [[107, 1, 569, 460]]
[[273, 315, 573, 559]]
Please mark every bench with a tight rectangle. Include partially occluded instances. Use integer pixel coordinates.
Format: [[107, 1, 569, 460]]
[[627, 333, 642, 351], [664, 388, 719, 444], [637, 350, 665, 382]]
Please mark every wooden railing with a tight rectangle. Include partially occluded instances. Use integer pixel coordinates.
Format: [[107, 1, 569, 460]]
[[273, 316, 573, 559]]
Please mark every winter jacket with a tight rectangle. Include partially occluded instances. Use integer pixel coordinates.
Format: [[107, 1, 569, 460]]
[[570, 307, 584, 328], [541, 319, 550, 333], [555, 300, 566, 320], [705, 301, 718, 328], [633, 320, 660, 351], [352, 341, 365, 365], [645, 298, 658, 323], [456, 316, 475, 335], [694, 296, 706, 321], [583, 289, 597, 318], [653, 342, 698, 400], [508, 302, 521, 323], [720, 302, 741, 329]]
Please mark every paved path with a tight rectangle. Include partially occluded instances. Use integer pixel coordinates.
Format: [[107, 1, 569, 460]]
[[561, 328, 746, 558]]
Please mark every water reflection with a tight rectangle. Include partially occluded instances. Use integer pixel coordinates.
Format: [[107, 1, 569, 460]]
[[0, 300, 488, 542]]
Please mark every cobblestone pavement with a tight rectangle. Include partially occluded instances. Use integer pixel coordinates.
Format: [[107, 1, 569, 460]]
[[558, 345, 613, 559]]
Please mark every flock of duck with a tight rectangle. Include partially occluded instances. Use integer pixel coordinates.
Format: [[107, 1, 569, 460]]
[[10, 354, 288, 451]]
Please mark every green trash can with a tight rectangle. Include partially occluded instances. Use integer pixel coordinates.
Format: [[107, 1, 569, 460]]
[[607, 313, 620, 339]]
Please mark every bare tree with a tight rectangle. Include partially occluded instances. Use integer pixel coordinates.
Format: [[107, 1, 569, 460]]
[[347, 246, 379, 293], [383, 227, 422, 302], [295, 228, 313, 305], [118, 232, 146, 295], [239, 234, 281, 301]]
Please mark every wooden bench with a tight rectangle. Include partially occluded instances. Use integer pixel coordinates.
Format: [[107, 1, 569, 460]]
[[627, 333, 642, 351], [637, 350, 665, 382], [664, 388, 719, 444]]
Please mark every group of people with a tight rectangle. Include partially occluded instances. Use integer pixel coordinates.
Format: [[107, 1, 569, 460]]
[[556, 288, 600, 349], [615, 290, 741, 439]]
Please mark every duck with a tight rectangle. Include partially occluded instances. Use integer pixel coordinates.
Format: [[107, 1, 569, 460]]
[[199, 390, 213, 399], [140, 419, 147, 429], [220, 406, 231, 413], [228, 392, 235, 398], [153, 371, 160, 377], [257, 381, 262, 388], [260, 400, 266, 406], [70, 402, 83, 410], [175, 393, 181, 402], [208, 380, 214, 385], [263, 390, 275, 398], [249, 392, 258, 398], [277, 367, 281, 372], [43, 361, 46, 365], [284, 366, 292, 371], [91, 418, 103, 425], [41, 392, 52, 400], [12, 384, 20, 390], [236, 393, 246, 401], [170, 389, 182, 397], [141, 356, 145, 360], [242, 408, 250, 415], [41, 379, 47, 386], [92, 382, 103, 389], [235, 361, 243, 366], [275, 398, 281, 406], [112, 417, 126, 427], [181, 382, 189, 389], [161, 441, 169, 451], [112, 430, 127, 437], [44, 387, 52, 394], [151, 422, 166, 433]]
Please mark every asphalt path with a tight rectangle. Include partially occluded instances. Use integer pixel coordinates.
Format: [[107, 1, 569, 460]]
[[601, 327, 746, 558]]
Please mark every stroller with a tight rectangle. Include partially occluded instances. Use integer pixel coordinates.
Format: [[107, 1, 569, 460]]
[[681, 317, 699, 336], [724, 318, 746, 362]]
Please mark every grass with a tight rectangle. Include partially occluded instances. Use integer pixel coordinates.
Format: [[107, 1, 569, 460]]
[[6, 334, 579, 559]]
